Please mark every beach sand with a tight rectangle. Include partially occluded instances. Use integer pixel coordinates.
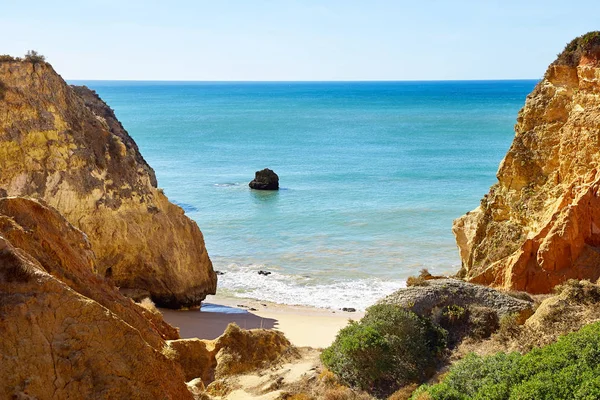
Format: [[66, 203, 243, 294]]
[[161, 295, 364, 348]]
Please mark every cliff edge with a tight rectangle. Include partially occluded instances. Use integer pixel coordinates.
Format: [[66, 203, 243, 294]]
[[453, 32, 600, 293], [0, 58, 216, 307]]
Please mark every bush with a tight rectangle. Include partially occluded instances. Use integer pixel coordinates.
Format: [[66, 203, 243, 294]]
[[24, 50, 45, 64], [0, 55, 19, 62], [411, 321, 600, 399], [554, 31, 600, 67], [322, 304, 446, 397], [406, 269, 434, 287]]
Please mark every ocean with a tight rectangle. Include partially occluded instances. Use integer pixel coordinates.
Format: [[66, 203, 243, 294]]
[[71, 80, 537, 310]]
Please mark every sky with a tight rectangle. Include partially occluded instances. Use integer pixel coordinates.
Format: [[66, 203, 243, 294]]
[[1, 0, 598, 81]]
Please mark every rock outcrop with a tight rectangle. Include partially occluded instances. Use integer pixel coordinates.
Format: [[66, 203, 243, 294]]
[[167, 323, 297, 388], [0, 59, 216, 307], [379, 278, 534, 322], [249, 168, 279, 190], [0, 197, 194, 399], [453, 32, 600, 293], [0, 197, 297, 399]]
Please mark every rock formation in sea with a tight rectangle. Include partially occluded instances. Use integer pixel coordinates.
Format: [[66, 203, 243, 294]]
[[249, 168, 280, 190], [453, 32, 600, 293], [0, 58, 216, 307]]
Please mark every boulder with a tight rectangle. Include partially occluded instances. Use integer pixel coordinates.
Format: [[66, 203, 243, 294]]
[[379, 278, 534, 322], [213, 323, 296, 378], [167, 339, 216, 385], [249, 168, 279, 190]]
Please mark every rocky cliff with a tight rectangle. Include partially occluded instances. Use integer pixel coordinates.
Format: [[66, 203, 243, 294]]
[[0, 197, 294, 398], [0, 197, 195, 399], [453, 32, 600, 293], [0, 59, 216, 307]]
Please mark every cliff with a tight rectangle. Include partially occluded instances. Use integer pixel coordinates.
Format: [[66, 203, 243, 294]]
[[0, 197, 294, 398], [0, 197, 194, 399], [453, 32, 600, 293], [0, 59, 216, 307]]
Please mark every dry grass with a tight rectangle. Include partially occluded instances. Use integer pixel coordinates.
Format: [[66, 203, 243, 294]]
[[137, 297, 160, 315], [161, 343, 178, 361], [406, 269, 435, 287], [452, 280, 600, 358], [280, 367, 373, 400], [406, 275, 429, 287], [387, 384, 419, 400]]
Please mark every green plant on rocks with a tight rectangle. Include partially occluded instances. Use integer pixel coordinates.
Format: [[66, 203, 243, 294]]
[[411, 321, 600, 400], [321, 303, 446, 398]]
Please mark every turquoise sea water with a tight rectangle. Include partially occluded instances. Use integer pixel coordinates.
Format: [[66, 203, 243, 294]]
[[72, 80, 537, 310]]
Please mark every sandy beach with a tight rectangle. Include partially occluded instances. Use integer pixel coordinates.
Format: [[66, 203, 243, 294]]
[[161, 295, 364, 348]]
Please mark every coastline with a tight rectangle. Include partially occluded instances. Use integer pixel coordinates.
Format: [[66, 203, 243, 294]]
[[161, 294, 365, 348]]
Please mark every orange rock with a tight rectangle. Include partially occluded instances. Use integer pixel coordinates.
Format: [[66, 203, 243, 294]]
[[0, 200, 193, 399], [0, 197, 179, 344], [454, 32, 600, 293]]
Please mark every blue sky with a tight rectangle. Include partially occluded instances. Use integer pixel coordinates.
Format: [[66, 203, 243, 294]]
[[1, 1, 598, 80]]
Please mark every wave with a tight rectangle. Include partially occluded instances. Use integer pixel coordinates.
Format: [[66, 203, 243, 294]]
[[215, 263, 405, 311], [213, 183, 241, 187]]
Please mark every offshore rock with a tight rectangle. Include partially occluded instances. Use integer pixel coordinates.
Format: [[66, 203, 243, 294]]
[[453, 32, 600, 293], [249, 168, 279, 190], [0, 60, 216, 307], [0, 197, 193, 399]]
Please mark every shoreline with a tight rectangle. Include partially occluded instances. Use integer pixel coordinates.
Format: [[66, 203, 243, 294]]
[[161, 294, 365, 348]]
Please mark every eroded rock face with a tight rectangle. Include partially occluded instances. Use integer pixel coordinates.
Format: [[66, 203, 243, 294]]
[[453, 32, 600, 293], [0, 197, 179, 343], [0, 60, 216, 307], [213, 323, 295, 378], [0, 197, 193, 399]]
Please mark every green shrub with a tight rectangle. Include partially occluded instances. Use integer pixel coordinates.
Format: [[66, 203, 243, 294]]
[[555, 31, 600, 67], [411, 321, 600, 399], [0, 55, 19, 62], [322, 304, 446, 397], [24, 50, 45, 64]]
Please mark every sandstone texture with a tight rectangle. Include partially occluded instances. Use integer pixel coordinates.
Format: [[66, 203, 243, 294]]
[[0, 197, 193, 399], [249, 168, 279, 190], [0, 59, 216, 307], [379, 278, 534, 321], [168, 323, 297, 388], [453, 32, 600, 293]]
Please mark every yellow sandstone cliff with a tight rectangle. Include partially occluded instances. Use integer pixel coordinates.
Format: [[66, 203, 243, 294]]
[[0, 59, 216, 307], [0, 197, 294, 399], [0, 197, 195, 399], [453, 32, 600, 293]]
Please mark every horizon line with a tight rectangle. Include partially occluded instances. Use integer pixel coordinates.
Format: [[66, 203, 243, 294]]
[[67, 78, 540, 83]]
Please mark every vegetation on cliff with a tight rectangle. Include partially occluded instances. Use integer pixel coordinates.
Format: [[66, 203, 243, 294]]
[[453, 31, 600, 293], [0, 55, 216, 308], [411, 321, 600, 399], [554, 31, 600, 66], [322, 304, 447, 397]]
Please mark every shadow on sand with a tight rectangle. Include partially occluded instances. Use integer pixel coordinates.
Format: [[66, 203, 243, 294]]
[[161, 303, 278, 340]]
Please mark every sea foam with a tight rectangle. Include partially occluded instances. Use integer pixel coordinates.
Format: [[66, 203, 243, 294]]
[[217, 263, 405, 311]]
